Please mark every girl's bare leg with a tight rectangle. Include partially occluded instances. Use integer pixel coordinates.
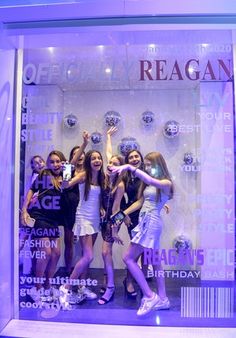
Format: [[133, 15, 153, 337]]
[[123, 243, 153, 298]]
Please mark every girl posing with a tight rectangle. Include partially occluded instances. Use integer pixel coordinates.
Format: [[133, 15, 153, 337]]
[[60, 150, 105, 308], [98, 127, 125, 305], [21, 150, 66, 302], [110, 152, 173, 316]]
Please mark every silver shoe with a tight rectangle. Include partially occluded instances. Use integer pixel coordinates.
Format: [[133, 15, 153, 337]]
[[154, 297, 170, 310], [78, 286, 97, 300], [59, 285, 72, 310], [137, 292, 159, 316]]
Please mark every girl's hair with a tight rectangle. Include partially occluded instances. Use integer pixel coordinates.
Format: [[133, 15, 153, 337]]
[[69, 146, 85, 163], [138, 151, 174, 200], [46, 150, 67, 166], [30, 155, 45, 173], [123, 149, 144, 191], [83, 150, 105, 201], [105, 154, 124, 193], [44, 150, 67, 190], [124, 149, 144, 166], [111, 154, 124, 165]]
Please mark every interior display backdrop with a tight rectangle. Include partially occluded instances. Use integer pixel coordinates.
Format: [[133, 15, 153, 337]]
[[18, 29, 235, 328]]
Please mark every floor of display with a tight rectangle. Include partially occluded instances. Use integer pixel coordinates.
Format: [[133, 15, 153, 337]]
[[1, 320, 236, 338], [18, 268, 236, 328]]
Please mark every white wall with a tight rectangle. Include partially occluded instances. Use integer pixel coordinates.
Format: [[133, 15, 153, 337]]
[[23, 86, 199, 269], [64, 88, 199, 269]]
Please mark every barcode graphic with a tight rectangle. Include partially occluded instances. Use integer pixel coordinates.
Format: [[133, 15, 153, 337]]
[[181, 287, 234, 318]]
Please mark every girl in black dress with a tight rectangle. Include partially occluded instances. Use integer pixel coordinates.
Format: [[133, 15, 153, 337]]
[[98, 152, 125, 305], [61, 132, 89, 275], [21, 150, 66, 302], [121, 149, 144, 298]]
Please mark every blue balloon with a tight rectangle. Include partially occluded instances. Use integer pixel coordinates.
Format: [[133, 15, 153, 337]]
[[183, 152, 194, 165], [119, 137, 140, 156], [173, 235, 192, 254], [91, 131, 102, 145], [64, 114, 78, 129], [141, 110, 155, 127], [163, 120, 179, 138], [104, 110, 121, 127]]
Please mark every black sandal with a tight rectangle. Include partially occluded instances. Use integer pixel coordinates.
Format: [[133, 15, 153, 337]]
[[99, 287, 106, 295], [98, 286, 115, 305], [123, 278, 137, 298], [100, 273, 107, 294]]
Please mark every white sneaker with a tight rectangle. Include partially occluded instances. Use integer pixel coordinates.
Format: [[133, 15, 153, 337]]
[[154, 297, 170, 310], [59, 285, 72, 310], [79, 286, 97, 300], [137, 292, 159, 316]]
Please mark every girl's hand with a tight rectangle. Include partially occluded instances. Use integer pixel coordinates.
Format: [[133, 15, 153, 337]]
[[109, 164, 131, 175], [83, 131, 90, 145], [124, 215, 132, 227], [21, 210, 31, 226], [61, 180, 70, 190], [107, 126, 117, 137], [112, 227, 124, 245], [100, 208, 106, 219]]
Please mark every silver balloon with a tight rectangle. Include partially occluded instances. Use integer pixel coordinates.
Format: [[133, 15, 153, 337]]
[[91, 131, 102, 145], [183, 152, 194, 165], [173, 235, 192, 254], [104, 110, 121, 127], [118, 137, 140, 156], [141, 110, 155, 127], [64, 114, 78, 129], [163, 120, 179, 138]]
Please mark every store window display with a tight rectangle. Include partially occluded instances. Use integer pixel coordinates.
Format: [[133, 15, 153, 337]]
[[17, 29, 235, 327]]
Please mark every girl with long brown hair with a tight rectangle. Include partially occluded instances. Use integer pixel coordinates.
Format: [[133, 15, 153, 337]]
[[21, 150, 66, 302], [59, 149, 105, 308], [98, 127, 125, 305], [110, 151, 173, 316]]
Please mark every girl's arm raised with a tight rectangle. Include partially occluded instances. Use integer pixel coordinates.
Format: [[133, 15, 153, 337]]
[[70, 131, 89, 165], [106, 126, 117, 163]]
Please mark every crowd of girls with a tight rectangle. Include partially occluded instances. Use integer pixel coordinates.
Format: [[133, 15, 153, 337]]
[[21, 128, 173, 316]]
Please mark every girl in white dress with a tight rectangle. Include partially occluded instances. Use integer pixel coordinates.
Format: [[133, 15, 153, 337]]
[[60, 150, 105, 307], [110, 152, 173, 316]]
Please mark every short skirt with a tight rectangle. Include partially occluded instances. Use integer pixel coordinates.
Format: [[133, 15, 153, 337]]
[[131, 210, 163, 250], [73, 214, 100, 236]]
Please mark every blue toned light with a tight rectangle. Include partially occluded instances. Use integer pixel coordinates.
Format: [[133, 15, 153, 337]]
[[48, 47, 54, 53], [155, 315, 161, 325]]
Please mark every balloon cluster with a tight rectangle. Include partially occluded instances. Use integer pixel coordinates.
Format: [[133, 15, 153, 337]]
[[64, 114, 78, 129], [104, 111, 121, 127], [118, 137, 140, 156], [163, 120, 179, 138]]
